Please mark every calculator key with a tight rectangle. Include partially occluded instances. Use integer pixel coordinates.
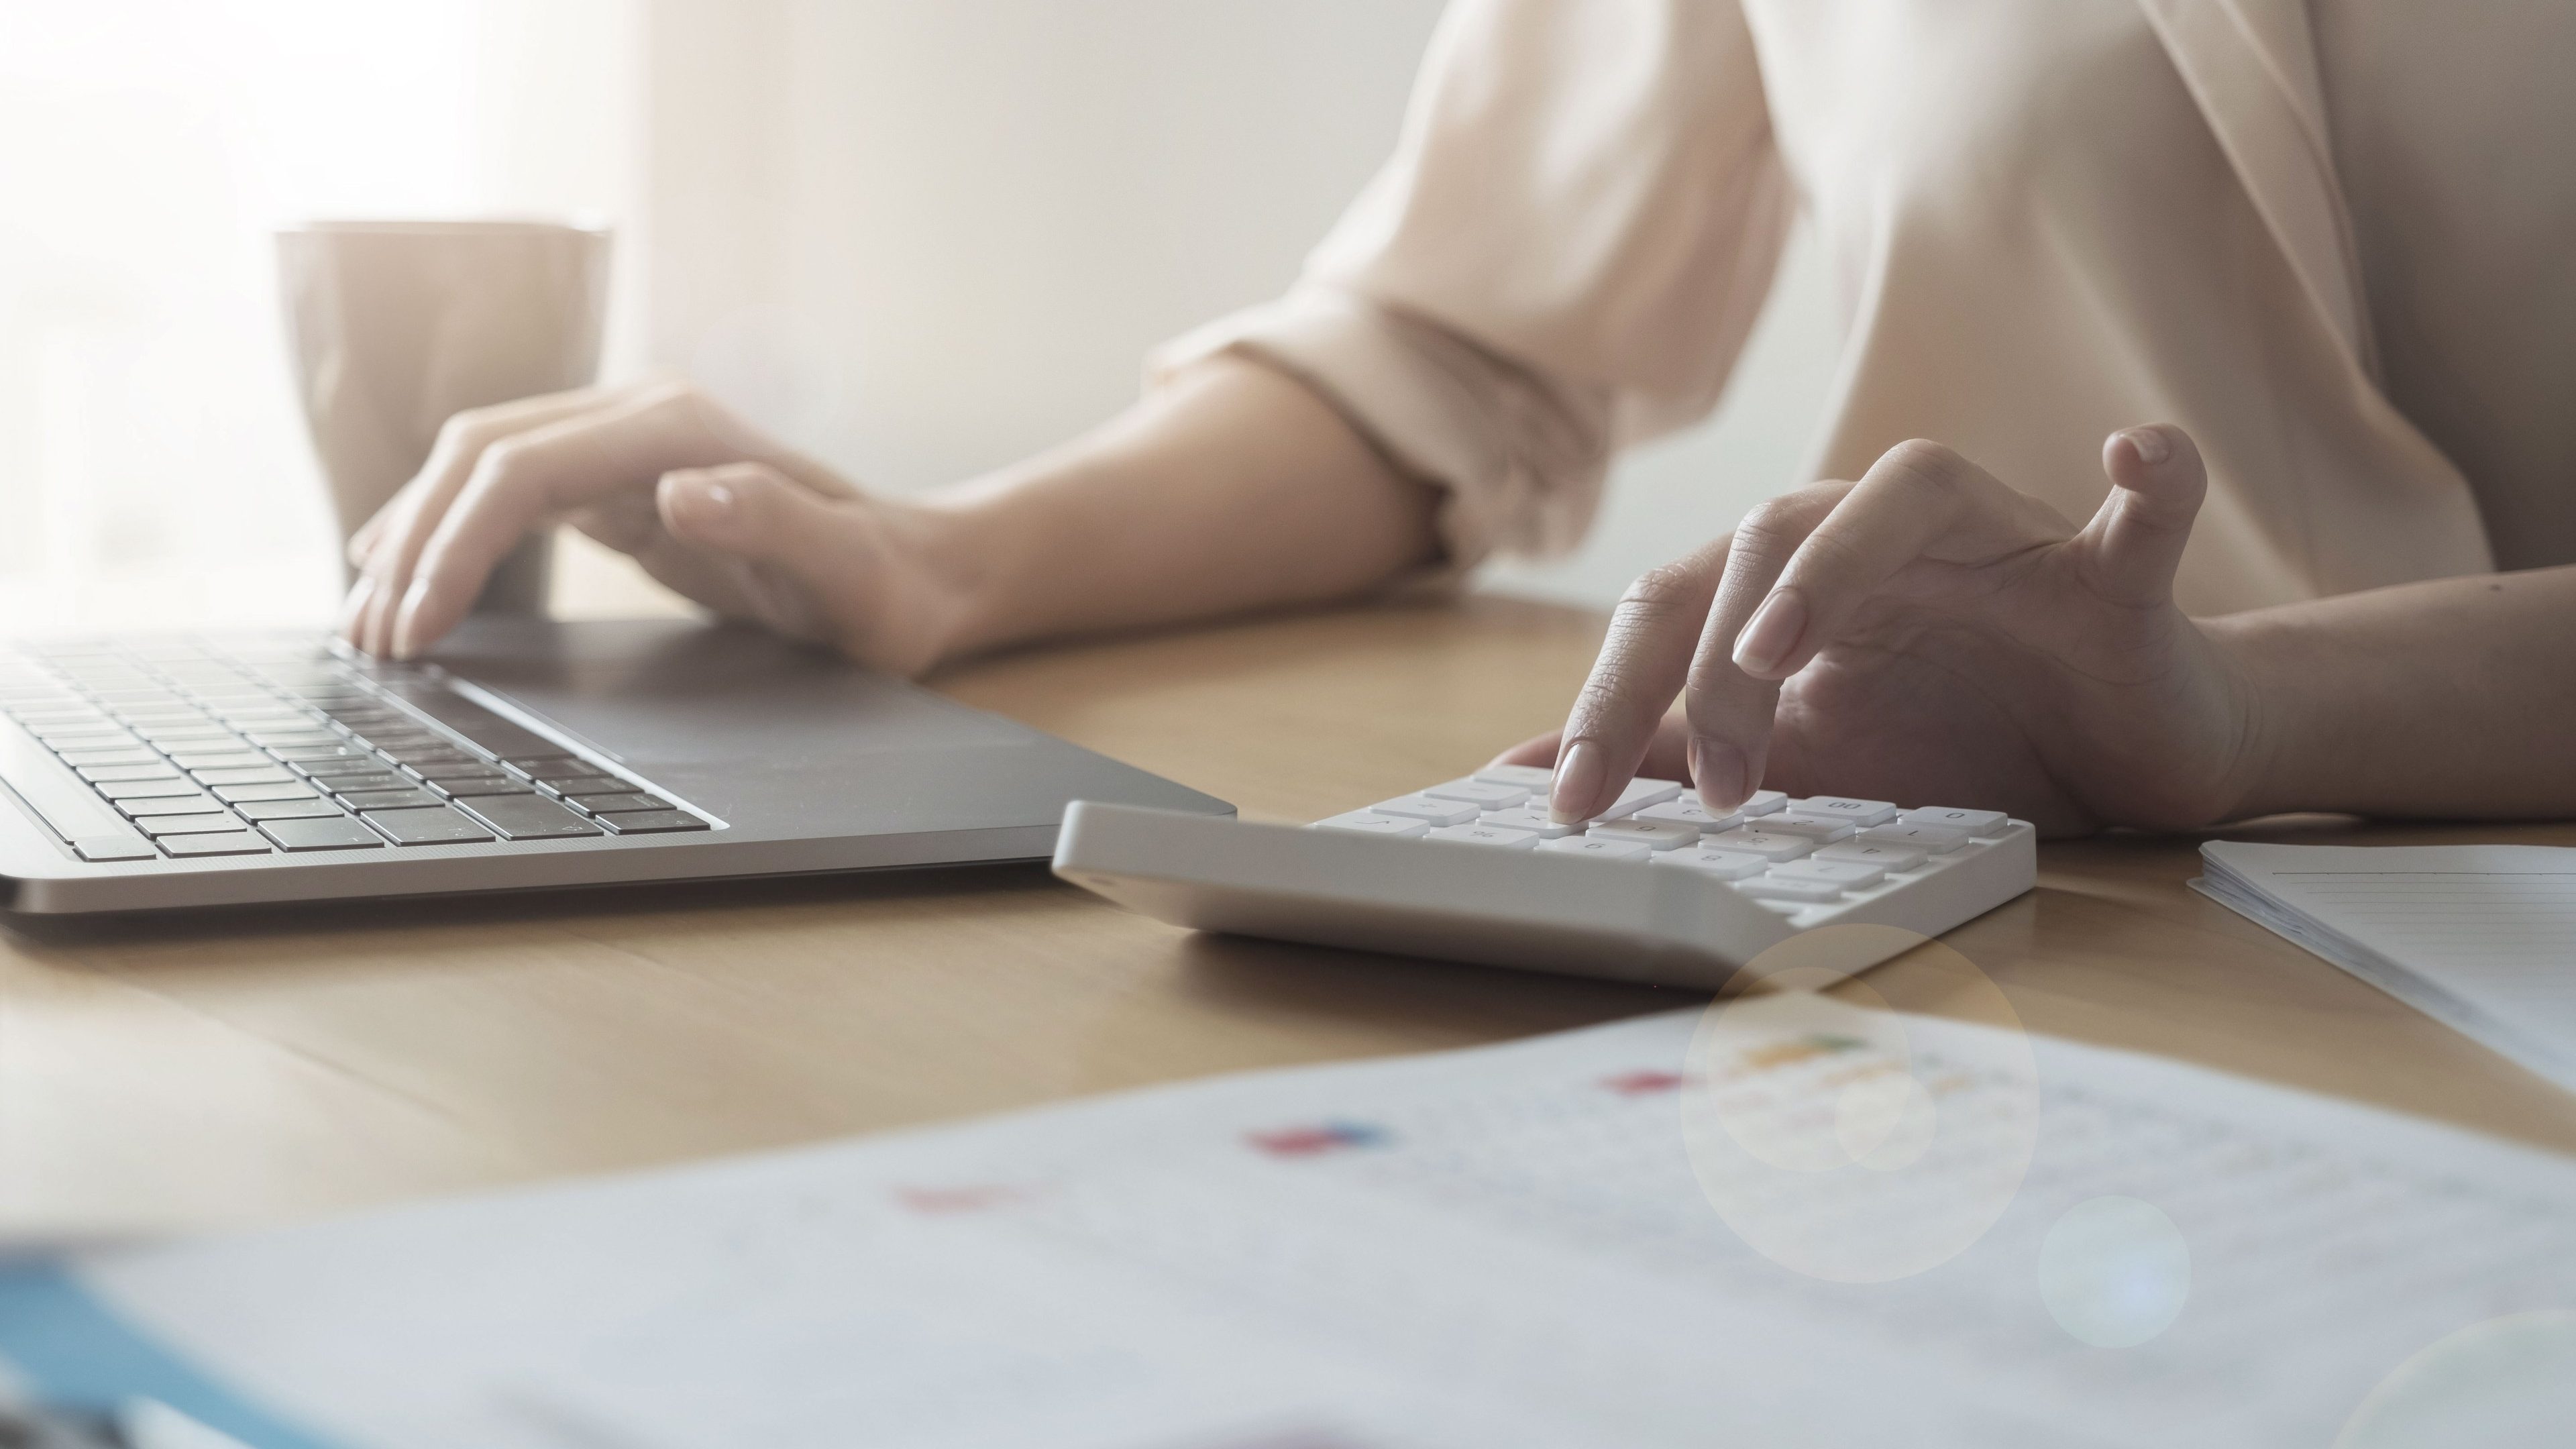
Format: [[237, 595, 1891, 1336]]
[[459, 794, 601, 840], [1427, 823, 1540, 849], [363, 806, 498, 846], [1542, 835, 1653, 863], [214, 782, 318, 804], [1733, 816, 1854, 843], [1421, 779, 1529, 810], [1633, 800, 1736, 832], [1653, 848, 1768, 880], [1785, 796, 1899, 828], [1587, 818, 1699, 851], [566, 792, 673, 815], [1313, 811, 1429, 839], [1734, 875, 1848, 902], [1469, 764, 1554, 790], [233, 798, 349, 822], [131, 812, 247, 837], [1703, 828, 1816, 863], [1737, 790, 1789, 817], [1899, 806, 2010, 837], [1595, 777, 1686, 820], [1815, 841, 1928, 872], [596, 810, 710, 835], [1474, 806, 1578, 839], [190, 765, 294, 787], [1369, 795, 1483, 827], [261, 816, 390, 852], [339, 788, 443, 812], [1858, 822, 1968, 853], [1770, 857, 1887, 890], [159, 831, 272, 858]]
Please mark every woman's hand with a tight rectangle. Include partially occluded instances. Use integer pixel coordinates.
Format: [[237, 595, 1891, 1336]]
[[341, 380, 970, 672], [1498, 427, 2264, 837]]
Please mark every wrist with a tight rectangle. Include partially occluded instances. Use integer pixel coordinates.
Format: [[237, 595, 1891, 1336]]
[[2198, 610, 2304, 824]]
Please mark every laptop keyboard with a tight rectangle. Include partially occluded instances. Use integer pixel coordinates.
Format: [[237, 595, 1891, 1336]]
[[0, 637, 707, 862]]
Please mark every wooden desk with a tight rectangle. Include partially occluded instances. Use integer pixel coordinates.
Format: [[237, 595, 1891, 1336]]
[[5, 595, 2571, 1241]]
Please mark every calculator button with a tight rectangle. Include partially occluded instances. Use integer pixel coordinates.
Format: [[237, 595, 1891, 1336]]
[[1770, 857, 1887, 890], [1428, 824, 1540, 850], [1786, 797, 1899, 828], [1542, 835, 1653, 863], [1737, 790, 1788, 817], [1733, 816, 1854, 843], [1595, 777, 1686, 820], [1703, 828, 1816, 863], [1421, 779, 1530, 810], [1369, 794, 1483, 827], [1469, 764, 1554, 790], [1734, 875, 1848, 902], [1815, 841, 1927, 872], [1859, 822, 1968, 853], [1476, 806, 1577, 839], [1653, 848, 1767, 880], [1633, 800, 1734, 832], [1313, 811, 1430, 838], [1899, 807, 2010, 837], [1587, 818, 1699, 851]]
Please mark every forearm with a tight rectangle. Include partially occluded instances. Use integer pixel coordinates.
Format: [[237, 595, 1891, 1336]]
[[906, 358, 1441, 663], [2215, 564, 2576, 820]]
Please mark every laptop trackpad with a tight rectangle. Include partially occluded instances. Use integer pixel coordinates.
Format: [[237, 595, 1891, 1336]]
[[425, 616, 1028, 772]]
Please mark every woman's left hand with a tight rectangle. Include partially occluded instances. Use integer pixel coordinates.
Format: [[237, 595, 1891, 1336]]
[[1494, 427, 2263, 837]]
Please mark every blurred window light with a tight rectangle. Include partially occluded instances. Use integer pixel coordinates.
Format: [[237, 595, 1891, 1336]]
[[0, 1, 633, 634]]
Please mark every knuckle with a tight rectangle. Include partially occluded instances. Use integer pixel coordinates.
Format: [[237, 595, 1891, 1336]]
[[1878, 437, 1970, 498], [1731, 494, 1813, 553], [1616, 560, 1706, 615]]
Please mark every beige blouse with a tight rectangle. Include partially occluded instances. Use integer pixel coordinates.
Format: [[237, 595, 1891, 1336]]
[[1154, 0, 2575, 615]]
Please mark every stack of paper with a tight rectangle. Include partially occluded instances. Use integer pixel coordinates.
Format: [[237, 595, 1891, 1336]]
[[3, 994, 2572, 1448], [2196, 841, 2576, 1091]]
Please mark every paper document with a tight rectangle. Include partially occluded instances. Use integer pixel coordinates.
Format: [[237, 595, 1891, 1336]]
[[2196, 841, 2576, 1091], [3, 996, 2571, 1448]]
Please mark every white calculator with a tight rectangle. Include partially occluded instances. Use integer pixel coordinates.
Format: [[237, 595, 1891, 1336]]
[[1054, 765, 2035, 989]]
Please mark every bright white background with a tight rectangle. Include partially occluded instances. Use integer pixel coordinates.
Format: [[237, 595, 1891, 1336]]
[[0, 1, 1838, 636]]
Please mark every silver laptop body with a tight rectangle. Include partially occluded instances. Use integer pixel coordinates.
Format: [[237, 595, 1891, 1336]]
[[0, 616, 1231, 914]]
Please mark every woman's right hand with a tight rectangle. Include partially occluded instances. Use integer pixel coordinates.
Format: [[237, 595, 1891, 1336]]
[[341, 380, 969, 673]]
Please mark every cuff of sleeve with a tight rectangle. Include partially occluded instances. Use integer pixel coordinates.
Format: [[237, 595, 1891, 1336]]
[[1146, 286, 1611, 580]]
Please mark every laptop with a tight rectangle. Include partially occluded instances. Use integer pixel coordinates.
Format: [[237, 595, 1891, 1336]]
[[0, 616, 1232, 914]]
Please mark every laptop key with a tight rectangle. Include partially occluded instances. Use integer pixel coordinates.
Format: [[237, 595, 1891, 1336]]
[[132, 812, 248, 837], [115, 792, 225, 817], [168, 751, 271, 771], [269, 743, 376, 764], [234, 798, 348, 822], [568, 792, 673, 814], [191, 766, 294, 786], [262, 816, 389, 852], [339, 788, 441, 812], [536, 775, 626, 798], [432, 776, 535, 798], [214, 782, 319, 803], [364, 805, 497, 846], [596, 810, 708, 835], [98, 778, 209, 801], [460, 794, 600, 840], [160, 831, 272, 857], [72, 837, 158, 863], [56, 748, 162, 767], [313, 772, 407, 794], [76, 764, 178, 783]]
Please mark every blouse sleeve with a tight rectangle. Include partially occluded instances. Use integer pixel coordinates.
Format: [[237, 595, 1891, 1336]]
[[1149, 0, 1792, 568]]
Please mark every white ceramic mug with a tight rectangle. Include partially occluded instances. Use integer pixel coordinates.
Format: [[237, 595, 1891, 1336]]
[[276, 219, 612, 615]]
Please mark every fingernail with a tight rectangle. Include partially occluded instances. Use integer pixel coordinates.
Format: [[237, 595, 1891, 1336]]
[[1690, 735, 1750, 808], [1733, 588, 1807, 674], [670, 476, 737, 533], [2118, 427, 2169, 466], [1550, 739, 1606, 824], [337, 575, 375, 637], [390, 578, 432, 660]]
